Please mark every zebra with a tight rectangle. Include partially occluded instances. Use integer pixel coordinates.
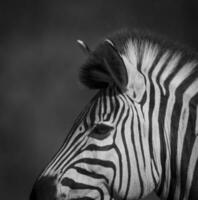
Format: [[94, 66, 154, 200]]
[[30, 29, 198, 200]]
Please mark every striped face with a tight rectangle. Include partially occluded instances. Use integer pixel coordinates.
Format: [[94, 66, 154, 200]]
[[30, 87, 147, 200], [30, 29, 198, 200]]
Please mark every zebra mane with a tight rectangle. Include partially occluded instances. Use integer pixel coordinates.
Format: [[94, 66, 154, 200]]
[[79, 29, 198, 91], [108, 29, 198, 58]]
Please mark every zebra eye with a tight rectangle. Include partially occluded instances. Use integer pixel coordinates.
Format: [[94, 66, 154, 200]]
[[89, 123, 113, 140]]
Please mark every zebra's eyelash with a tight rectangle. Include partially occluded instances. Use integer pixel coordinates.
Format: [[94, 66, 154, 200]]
[[88, 123, 114, 140], [93, 122, 114, 129]]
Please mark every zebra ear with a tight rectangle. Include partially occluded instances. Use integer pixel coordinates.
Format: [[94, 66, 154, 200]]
[[79, 40, 128, 91]]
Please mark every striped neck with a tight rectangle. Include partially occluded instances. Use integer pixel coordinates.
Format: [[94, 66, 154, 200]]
[[121, 37, 198, 199]]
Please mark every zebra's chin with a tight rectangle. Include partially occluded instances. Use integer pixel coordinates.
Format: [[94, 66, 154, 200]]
[[56, 186, 125, 200], [56, 188, 113, 200], [55, 177, 114, 200]]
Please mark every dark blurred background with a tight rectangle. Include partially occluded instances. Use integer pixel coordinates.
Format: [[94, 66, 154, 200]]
[[1, 0, 198, 199]]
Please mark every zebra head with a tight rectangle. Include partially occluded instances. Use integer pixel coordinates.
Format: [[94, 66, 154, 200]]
[[30, 30, 164, 200]]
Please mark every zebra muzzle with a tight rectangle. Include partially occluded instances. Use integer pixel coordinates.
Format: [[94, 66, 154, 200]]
[[30, 176, 57, 200]]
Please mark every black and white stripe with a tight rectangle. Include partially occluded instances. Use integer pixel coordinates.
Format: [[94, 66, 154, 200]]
[[31, 29, 198, 200]]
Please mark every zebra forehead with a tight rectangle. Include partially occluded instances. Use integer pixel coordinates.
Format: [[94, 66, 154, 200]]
[[94, 87, 128, 103], [86, 87, 128, 117]]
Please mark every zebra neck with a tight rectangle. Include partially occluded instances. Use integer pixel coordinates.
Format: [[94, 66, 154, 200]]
[[127, 101, 163, 198], [119, 34, 198, 199]]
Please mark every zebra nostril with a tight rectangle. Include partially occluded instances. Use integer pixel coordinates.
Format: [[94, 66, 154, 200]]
[[30, 176, 57, 200]]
